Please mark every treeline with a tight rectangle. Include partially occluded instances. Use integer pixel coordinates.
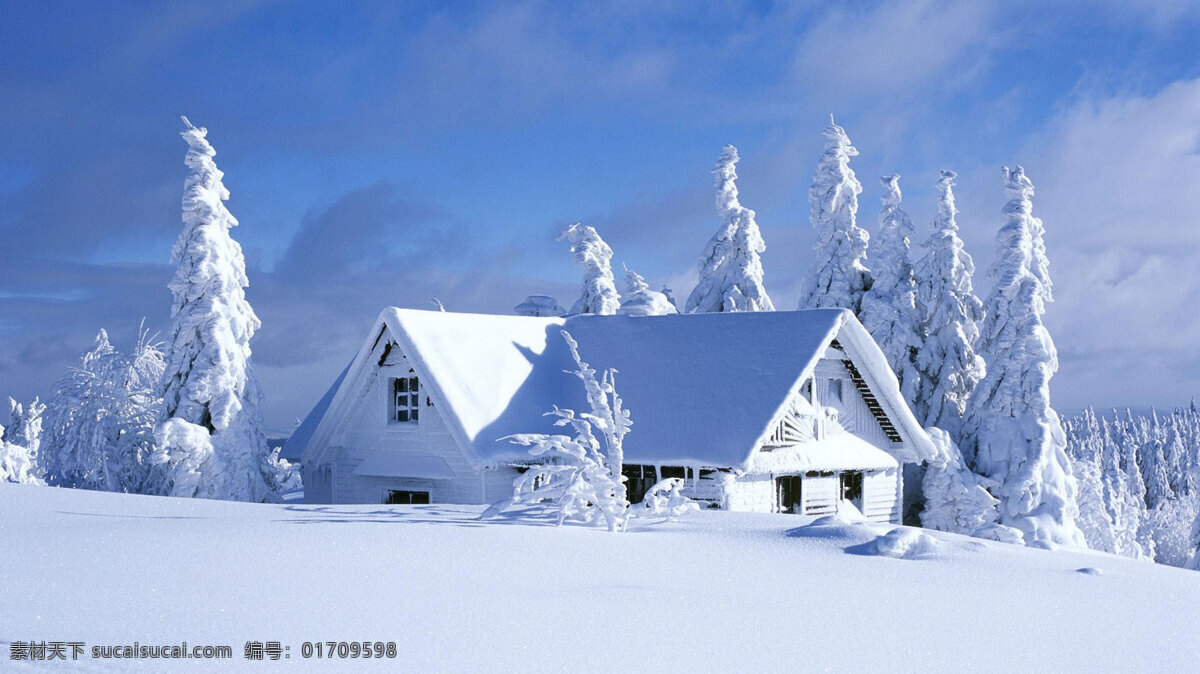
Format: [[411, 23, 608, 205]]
[[1065, 406, 1200, 567]]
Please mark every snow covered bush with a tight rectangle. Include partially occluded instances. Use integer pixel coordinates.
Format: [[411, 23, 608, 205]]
[[0, 398, 44, 484], [634, 478, 699, 520], [920, 427, 1001, 538], [151, 117, 288, 502], [798, 116, 870, 313], [619, 267, 678, 316], [911, 170, 985, 442], [40, 328, 164, 493], [685, 144, 774, 313], [559, 223, 621, 315], [514, 294, 565, 317], [501, 330, 631, 531], [962, 167, 1085, 549], [859, 174, 921, 402]]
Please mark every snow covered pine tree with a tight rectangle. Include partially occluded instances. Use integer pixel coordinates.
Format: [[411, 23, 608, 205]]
[[500, 330, 631, 531], [685, 144, 774, 313], [150, 117, 289, 502], [798, 116, 870, 313], [559, 223, 622, 315], [962, 167, 1085, 548], [858, 174, 921, 403], [911, 170, 986, 443]]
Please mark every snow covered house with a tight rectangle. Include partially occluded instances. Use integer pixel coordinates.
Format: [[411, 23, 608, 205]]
[[288, 308, 935, 521]]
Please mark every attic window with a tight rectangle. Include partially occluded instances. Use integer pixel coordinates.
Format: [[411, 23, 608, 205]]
[[829, 379, 844, 404], [392, 376, 420, 423]]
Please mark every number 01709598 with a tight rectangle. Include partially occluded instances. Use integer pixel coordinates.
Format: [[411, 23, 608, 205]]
[[300, 641, 397, 658]]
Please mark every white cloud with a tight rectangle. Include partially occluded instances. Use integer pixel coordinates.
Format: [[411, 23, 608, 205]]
[[1014, 77, 1200, 407], [789, 0, 1000, 100]]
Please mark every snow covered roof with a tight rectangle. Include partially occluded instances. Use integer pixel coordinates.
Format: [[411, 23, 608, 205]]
[[280, 362, 349, 462], [746, 433, 900, 474], [301, 308, 934, 470]]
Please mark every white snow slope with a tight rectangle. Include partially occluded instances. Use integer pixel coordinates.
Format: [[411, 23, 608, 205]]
[[1, 484, 1197, 672]]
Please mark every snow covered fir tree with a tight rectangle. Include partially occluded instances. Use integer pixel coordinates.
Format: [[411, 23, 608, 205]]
[[858, 174, 920, 403], [150, 117, 290, 503], [685, 144, 774, 313], [961, 167, 1085, 548], [911, 170, 986, 443], [798, 116, 870, 313]]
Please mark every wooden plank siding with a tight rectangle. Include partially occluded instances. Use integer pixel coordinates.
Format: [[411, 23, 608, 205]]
[[862, 469, 902, 523], [802, 473, 839, 515]]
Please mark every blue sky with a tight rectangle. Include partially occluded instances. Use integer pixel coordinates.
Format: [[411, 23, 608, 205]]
[[3, 0, 1200, 432]]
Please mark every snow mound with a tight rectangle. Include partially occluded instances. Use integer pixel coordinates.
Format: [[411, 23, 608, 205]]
[[866, 528, 945, 560]]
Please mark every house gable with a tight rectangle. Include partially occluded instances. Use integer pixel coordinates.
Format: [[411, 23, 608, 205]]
[[747, 322, 934, 471], [302, 323, 475, 471]]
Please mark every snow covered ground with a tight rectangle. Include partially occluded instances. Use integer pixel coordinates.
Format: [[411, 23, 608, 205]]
[[2, 484, 1198, 672]]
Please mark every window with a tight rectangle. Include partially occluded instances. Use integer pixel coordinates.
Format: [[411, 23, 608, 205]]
[[840, 471, 863, 507], [392, 375, 420, 423], [777, 475, 803, 514], [828, 378, 844, 404], [385, 490, 429, 505], [622, 465, 657, 504], [659, 466, 686, 480]]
